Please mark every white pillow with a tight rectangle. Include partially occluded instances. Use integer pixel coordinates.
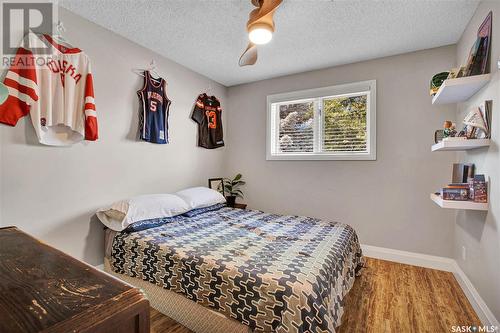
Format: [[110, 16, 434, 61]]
[[96, 194, 189, 231], [175, 187, 226, 210]]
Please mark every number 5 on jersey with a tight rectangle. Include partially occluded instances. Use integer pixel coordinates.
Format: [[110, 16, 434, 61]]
[[150, 100, 157, 112]]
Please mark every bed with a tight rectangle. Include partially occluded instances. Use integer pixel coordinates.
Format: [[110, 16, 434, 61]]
[[104, 206, 363, 333]]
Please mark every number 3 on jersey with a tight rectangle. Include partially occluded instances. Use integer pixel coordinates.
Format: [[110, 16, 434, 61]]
[[205, 110, 216, 129]]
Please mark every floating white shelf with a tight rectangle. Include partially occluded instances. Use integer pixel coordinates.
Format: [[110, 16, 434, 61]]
[[431, 139, 490, 152], [430, 193, 488, 211], [432, 74, 491, 105]]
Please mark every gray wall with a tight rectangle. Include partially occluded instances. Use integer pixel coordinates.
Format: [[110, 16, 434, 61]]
[[0, 8, 227, 265], [455, 1, 500, 320], [225, 46, 458, 257]]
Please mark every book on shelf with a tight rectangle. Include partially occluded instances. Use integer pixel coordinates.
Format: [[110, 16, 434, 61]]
[[472, 174, 487, 203], [477, 100, 492, 139], [447, 183, 469, 188], [441, 187, 469, 201], [436, 175, 488, 203]]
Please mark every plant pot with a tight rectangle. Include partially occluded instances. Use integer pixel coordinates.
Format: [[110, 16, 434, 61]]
[[226, 196, 236, 207]]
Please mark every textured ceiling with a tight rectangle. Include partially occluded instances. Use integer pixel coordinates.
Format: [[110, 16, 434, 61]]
[[60, 0, 479, 87]]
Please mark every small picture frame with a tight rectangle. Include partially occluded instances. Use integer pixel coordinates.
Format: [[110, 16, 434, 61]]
[[208, 178, 225, 196]]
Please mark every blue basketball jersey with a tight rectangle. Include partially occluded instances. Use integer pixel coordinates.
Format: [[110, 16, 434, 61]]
[[137, 71, 171, 144]]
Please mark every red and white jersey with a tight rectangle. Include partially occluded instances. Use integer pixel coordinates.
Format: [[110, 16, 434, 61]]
[[0, 33, 97, 145]]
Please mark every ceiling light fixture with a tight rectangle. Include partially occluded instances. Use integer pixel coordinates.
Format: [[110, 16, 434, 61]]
[[248, 24, 273, 45]]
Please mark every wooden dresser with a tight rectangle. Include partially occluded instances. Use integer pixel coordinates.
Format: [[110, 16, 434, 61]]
[[0, 226, 150, 333]]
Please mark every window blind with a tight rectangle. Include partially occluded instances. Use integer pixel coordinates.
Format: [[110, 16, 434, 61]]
[[277, 101, 314, 153], [322, 94, 367, 153], [273, 94, 368, 155]]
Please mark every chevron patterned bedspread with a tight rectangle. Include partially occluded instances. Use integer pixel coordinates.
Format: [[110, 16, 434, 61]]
[[111, 207, 364, 333]]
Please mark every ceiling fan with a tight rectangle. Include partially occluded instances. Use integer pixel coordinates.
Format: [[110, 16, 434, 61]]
[[239, 0, 283, 67]]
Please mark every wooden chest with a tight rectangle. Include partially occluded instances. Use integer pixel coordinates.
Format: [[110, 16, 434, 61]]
[[0, 226, 150, 333]]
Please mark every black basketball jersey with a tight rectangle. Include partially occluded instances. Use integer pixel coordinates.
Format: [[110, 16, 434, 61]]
[[191, 93, 224, 149], [137, 71, 171, 144]]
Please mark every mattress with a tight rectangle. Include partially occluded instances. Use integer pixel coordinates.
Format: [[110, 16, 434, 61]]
[[110, 207, 363, 333], [104, 257, 251, 333]]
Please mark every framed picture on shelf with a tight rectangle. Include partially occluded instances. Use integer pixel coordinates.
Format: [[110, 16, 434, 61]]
[[476, 11, 492, 75], [452, 163, 474, 184], [208, 178, 225, 196], [464, 11, 492, 76]]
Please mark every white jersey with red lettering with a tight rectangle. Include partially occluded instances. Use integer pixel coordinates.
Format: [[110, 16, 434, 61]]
[[0, 32, 97, 146]]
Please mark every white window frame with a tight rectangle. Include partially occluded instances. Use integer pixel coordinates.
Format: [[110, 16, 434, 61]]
[[266, 80, 376, 161]]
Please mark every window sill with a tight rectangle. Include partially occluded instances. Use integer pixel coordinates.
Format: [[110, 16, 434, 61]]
[[266, 152, 376, 161]]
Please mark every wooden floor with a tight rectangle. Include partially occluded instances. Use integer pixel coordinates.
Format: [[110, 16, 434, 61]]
[[150, 258, 481, 333]]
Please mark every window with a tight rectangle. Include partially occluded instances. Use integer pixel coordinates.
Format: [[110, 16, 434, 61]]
[[267, 80, 376, 160]]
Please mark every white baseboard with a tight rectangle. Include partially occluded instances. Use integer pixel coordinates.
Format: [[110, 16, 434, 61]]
[[361, 244, 455, 271], [451, 261, 500, 327], [361, 244, 499, 326]]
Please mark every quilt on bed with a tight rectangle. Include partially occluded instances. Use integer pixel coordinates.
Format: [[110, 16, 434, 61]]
[[111, 207, 363, 333]]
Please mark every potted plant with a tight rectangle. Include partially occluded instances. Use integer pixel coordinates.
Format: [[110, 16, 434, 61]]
[[221, 174, 245, 207]]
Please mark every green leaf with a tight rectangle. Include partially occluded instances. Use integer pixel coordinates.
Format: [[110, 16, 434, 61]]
[[234, 174, 242, 181]]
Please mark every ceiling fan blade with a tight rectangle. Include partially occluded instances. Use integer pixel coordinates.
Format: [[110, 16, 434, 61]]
[[239, 0, 282, 66], [239, 43, 258, 67], [248, 0, 282, 28]]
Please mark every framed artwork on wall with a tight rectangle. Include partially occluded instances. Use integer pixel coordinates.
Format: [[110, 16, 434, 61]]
[[208, 178, 225, 196]]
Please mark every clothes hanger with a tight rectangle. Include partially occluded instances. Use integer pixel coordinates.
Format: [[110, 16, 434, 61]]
[[52, 21, 69, 44], [205, 81, 215, 97], [26, 21, 68, 45], [132, 60, 162, 81]]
